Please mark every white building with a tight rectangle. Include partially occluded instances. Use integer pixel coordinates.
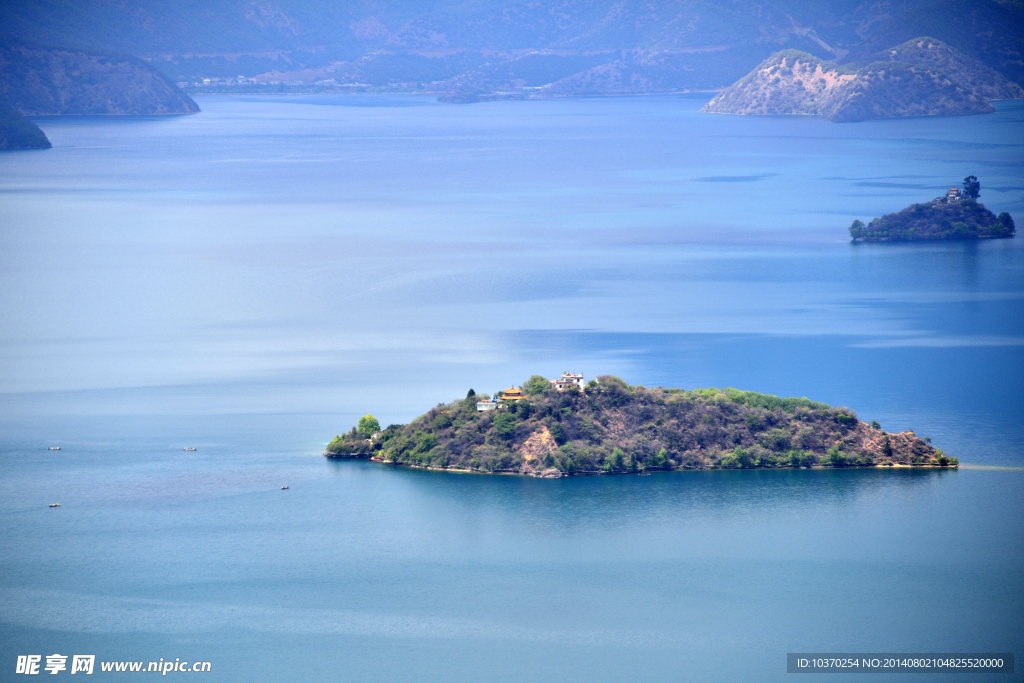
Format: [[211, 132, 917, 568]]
[[551, 372, 584, 391], [945, 187, 962, 202], [476, 399, 498, 411]]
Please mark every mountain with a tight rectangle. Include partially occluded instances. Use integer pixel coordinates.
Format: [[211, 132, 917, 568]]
[[0, 44, 199, 115], [1, 1, 1019, 98], [701, 40, 1017, 122], [844, 0, 1024, 85], [853, 37, 1024, 100], [325, 377, 953, 477], [0, 102, 50, 149]]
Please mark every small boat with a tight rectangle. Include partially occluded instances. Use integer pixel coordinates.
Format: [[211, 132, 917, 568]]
[[48, 446, 61, 450], [183, 447, 197, 451], [638, 472, 651, 476], [49, 503, 60, 507], [281, 485, 289, 490]]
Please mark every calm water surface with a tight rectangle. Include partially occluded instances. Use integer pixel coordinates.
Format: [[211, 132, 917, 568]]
[[1, 95, 1022, 681]]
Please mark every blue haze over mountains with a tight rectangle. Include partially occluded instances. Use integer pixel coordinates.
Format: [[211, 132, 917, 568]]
[[2, 0, 1022, 91]]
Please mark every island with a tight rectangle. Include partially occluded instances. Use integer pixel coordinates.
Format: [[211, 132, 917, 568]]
[[701, 37, 1022, 123], [850, 176, 1015, 242], [325, 374, 955, 477]]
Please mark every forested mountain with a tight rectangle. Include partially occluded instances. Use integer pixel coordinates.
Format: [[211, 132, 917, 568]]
[[1, 0, 1020, 96], [0, 45, 199, 115]]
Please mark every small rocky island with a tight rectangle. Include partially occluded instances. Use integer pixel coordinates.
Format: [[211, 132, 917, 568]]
[[326, 374, 954, 477], [850, 176, 1015, 242]]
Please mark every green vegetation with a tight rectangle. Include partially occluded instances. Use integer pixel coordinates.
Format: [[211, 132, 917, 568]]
[[357, 415, 380, 435], [326, 376, 952, 476], [0, 103, 50, 150], [850, 194, 1015, 242]]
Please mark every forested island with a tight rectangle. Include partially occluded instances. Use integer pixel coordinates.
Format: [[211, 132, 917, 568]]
[[850, 176, 1015, 242], [325, 375, 954, 477]]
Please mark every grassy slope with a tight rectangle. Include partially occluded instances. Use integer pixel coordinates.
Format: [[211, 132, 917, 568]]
[[327, 377, 950, 476]]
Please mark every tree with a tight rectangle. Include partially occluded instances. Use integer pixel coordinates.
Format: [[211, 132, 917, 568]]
[[870, 420, 881, 430], [611, 447, 625, 470], [524, 375, 550, 395], [962, 175, 980, 200], [466, 388, 475, 398], [848, 219, 865, 239], [492, 412, 516, 438], [998, 212, 1015, 234], [357, 415, 380, 435], [549, 423, 567, 445]]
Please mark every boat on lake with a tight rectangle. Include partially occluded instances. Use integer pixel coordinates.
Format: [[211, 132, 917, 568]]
[[183, 447, 197, 451], [49, 503, 60, 507], [48, 446, 60, 450], [281, 485, 289, 490]]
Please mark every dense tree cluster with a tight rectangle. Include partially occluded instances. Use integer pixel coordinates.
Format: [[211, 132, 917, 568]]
[[326, 377, 952, 475], [850, 195, 1014, 242]]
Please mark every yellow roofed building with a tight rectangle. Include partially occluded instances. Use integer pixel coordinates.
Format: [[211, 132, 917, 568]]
[[499, 386, 527, 401]]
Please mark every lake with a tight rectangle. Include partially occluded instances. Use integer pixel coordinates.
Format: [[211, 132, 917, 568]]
[[1, 94, 1022, 681]]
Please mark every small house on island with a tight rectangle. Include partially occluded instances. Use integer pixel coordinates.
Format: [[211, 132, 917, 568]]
[[945, 187, 962, 202], [476, 399, 497, 411], [551, 372, 584, 391]]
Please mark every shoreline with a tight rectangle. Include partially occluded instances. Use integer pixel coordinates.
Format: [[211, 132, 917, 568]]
[[324, 452, 959, 477]]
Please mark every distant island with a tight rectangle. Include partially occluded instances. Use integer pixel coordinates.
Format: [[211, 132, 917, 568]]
[[325, 374, 954, 477], [702, 37, 1023, 122], [0, 103, 50, 150], [850, 176, 1015, 242]]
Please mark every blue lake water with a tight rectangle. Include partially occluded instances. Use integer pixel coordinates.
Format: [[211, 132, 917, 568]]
[[1, 95, 1022, 681]]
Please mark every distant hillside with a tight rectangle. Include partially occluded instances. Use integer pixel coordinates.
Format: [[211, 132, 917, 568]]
[[10, 0, 1018, 99], [853, 37, 1024, 100], [0, 102, 50, 149], [326, 377, 952, 477], [850, 198, 1015, 241], [0, 44, 199, 115], [845, 0, 1024, 86], [701, 40, 1015, 122]]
